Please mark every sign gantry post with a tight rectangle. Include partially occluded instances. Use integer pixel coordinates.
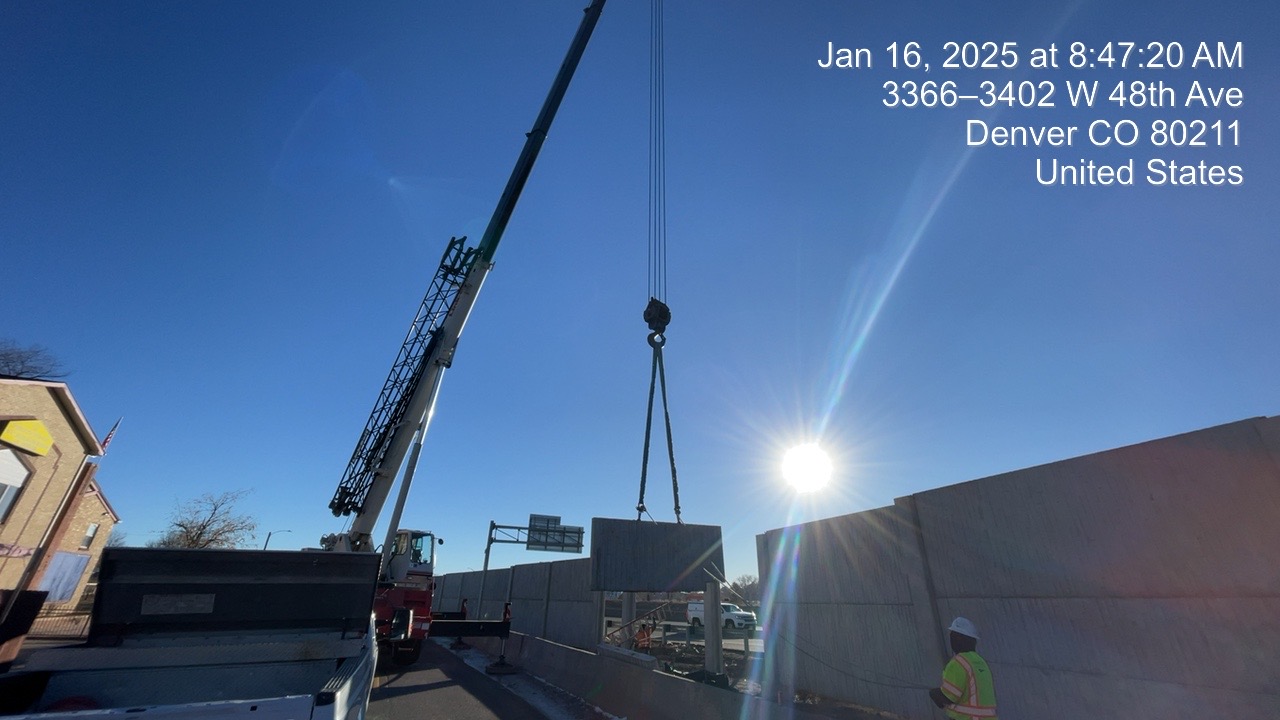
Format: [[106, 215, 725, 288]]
[[476, 515, 584, 618]]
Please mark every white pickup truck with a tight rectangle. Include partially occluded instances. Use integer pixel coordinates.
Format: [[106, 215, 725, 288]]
[[685, 601, 757, 630], [0, 547, 380, 720]]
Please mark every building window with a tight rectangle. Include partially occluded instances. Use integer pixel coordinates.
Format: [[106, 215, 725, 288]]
[[81, 523, 100, 549], [0, 448, 34, 523]]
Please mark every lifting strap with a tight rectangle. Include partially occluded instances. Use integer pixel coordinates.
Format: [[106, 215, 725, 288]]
[[636, 298, 680, 522]]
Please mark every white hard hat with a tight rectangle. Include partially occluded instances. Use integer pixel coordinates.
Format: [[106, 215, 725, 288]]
[[948, 617, 980, 639]]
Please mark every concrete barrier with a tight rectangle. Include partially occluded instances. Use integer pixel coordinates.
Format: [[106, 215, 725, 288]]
[[464, 632, 838, 720]]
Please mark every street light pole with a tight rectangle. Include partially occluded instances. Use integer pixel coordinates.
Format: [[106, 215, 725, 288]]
[[263, 529, 292, 550]]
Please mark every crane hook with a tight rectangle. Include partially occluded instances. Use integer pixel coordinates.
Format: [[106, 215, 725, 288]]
[[644, 297, 671, 334]]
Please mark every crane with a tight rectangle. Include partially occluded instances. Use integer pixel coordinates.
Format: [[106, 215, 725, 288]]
[[318, 0, 607, 664]]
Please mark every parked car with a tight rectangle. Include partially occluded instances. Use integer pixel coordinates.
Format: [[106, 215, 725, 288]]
[[686, 601, 757, 629]]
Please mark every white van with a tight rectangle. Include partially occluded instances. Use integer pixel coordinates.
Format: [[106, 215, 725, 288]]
[[686, 601, 757, 629]]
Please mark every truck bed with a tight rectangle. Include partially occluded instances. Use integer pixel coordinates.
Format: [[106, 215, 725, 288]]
[[0, 548, 380, 719]]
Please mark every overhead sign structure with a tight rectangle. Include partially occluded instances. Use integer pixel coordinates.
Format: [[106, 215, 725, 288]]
[[526, 514, 585, 554], [476, 514, 585, 613]]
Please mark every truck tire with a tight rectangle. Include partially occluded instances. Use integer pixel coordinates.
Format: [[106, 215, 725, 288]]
[[392, 639, 423, 666], [724, 619, 734, 630], [689, 617, 701, 628]]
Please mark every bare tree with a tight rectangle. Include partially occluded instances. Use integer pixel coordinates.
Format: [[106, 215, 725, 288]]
[[0, 339, 67, 379], [106, 530, 128, 547], [148, 490, 258, 549], [730, 574, 761, 604]]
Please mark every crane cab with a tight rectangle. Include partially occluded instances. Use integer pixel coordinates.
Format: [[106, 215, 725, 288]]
[[386, 529, 441, 585]]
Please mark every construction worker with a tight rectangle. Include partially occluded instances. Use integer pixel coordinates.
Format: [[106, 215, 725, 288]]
[[632, 623, 653, 652], [928, 617, 997, 719]]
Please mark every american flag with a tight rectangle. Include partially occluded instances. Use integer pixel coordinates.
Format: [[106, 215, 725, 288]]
[[100, 417, 122, 454]]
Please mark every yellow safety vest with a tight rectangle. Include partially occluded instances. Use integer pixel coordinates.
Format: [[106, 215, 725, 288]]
[[940, 651, 997, 719]]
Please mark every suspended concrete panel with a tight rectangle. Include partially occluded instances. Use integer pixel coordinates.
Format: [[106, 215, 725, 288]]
[[590, 518, 724, 592]]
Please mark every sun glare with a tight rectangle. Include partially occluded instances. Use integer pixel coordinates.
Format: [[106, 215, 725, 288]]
[[781, 443, 832, 493]]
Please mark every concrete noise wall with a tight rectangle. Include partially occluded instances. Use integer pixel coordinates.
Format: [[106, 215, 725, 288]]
[[756, 505, 941, 718], [432, 556, 600, 650], [758, 416, 1280, 720]]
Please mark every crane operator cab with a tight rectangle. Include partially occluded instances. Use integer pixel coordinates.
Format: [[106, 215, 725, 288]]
[[386, 529, 442, 586]]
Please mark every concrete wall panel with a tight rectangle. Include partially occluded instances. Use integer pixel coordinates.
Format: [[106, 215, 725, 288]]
[[433, 557, 601, 650], [549, 558, 592, 600], [918, 419, 1280, 599], [992, 662, 1277, 720], [432, 573, 463, 613], [458, 570, 483, 612], [546, 558, 598, 649], [935, 595, 1280, 695], [1256, 415, 1280, 473], [756, 415, 1280, 720], [544, 599, 598, 650], [473, 567, 511, 620], [778, 603, 935, 718], [590, 518, 723, 591], [759, 507, 916, 604], [508, 562, 551, 637]]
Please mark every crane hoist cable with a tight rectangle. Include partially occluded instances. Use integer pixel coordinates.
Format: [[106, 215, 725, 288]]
[[636, 0, 681, 524]]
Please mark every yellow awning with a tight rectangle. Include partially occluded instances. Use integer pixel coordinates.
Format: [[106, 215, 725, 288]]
[[0, 419, 54, 456]]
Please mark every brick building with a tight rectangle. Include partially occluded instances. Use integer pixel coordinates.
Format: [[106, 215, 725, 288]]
[[53, 477, 121, 611], [0, 377, 112, 608]]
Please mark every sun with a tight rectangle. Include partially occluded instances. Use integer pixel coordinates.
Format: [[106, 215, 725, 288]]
[[781, 443, 833, 493]]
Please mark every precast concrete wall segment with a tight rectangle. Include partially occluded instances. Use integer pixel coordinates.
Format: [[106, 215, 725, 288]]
[[916, 418, 1280, 600], [475, 567, 512, 620], [988, 661, 1277, 719], [458, 570, 484, 612], [1257, 415, 1280, 471], [590, 518, 724, 591], [509, 562, 551, 637], [756, 508, 936, 719], [780, 603, 936, 718], [918, 416, 1280, 720], [755, 415, 1280, 720], [431, 573, 460, 612], [756, 507, 916, 603], [434, 559, 605, 649], [545, 557, 598, 649], [933, 595, 1280, 718]]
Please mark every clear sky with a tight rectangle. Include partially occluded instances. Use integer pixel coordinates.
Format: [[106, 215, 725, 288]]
[[3, 1, 1276, 582]]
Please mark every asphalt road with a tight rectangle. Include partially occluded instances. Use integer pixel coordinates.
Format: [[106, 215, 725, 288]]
[[369, 641, 546, 720]]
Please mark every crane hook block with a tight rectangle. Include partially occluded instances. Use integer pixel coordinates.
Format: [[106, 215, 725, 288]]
[[644, 297, 671, 334]]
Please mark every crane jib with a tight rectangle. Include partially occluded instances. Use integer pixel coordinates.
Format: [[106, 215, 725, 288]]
[[328, 1, 608, 533], [476, 0, 607, 264], [329, 239, 475, 517]]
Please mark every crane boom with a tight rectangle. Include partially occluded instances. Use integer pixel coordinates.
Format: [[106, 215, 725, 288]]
[[327, 0, 607, 553]]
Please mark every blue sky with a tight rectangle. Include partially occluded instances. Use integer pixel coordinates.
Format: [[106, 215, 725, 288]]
[[3, 1, 1275, 581]]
